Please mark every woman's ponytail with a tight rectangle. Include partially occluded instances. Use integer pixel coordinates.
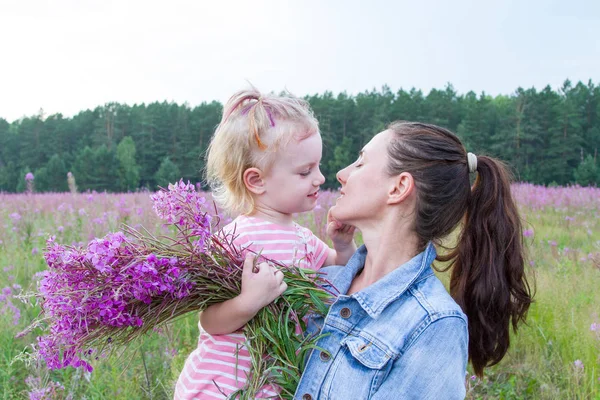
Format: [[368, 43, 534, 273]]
[[449, 156, 533, 376]]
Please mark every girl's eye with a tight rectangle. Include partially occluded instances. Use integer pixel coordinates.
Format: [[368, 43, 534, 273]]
[[300, 170, 311, 177]]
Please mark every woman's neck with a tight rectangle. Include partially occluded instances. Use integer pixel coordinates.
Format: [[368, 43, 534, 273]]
[[353, 219, 420, 291]]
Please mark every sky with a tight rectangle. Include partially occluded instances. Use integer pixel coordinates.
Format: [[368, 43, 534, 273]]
[[0, 0, 598, 123]]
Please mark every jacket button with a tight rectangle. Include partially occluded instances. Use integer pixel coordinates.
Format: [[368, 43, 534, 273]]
[[319, 351, 331, 361], [340, 307, 352, 318], [302, 394, 312, 400]]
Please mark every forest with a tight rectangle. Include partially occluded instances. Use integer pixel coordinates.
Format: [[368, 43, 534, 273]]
[[1, 79, 598, 193]]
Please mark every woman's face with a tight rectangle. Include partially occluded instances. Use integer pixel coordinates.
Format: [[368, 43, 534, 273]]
[[331, 129, 397, 225]]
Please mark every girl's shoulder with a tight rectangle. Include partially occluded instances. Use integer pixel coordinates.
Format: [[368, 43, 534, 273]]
[[221, 215, 248, 232], [221, 215, 269, 234], [293, 222, 321, 241], [221, 215, 303, 248]]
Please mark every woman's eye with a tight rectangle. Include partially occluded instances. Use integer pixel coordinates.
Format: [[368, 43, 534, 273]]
[[354, 154, 364, 166]]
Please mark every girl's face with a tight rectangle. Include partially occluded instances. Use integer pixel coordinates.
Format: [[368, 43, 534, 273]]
[[331, 130, 397, 225], [259, 132, 325, 216]]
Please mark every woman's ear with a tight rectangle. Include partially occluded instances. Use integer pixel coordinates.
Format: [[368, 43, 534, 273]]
[[387, 172, 415, 205], [243, 167, 266, 195]]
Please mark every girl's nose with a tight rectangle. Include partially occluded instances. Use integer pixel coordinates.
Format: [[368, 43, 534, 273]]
[[314, 169, 325, 186]]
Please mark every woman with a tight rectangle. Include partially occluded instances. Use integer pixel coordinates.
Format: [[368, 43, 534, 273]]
[[293, 122, 533, 400]]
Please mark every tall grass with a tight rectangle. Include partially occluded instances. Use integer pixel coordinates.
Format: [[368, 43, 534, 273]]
[[466, 187, 600, 400], [0, 185, 599, 399]]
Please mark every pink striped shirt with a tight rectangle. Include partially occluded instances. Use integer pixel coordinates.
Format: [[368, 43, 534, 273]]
[[174, 215, 329, 399]]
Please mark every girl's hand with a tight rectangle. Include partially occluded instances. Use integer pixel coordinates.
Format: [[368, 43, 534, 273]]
[[327, 210, 356, 251], [239, 254, 287, 313], [199, 254, 287, 335]]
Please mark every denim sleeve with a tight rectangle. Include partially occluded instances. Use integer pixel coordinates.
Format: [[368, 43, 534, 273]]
[[372, 315, 468, 400]]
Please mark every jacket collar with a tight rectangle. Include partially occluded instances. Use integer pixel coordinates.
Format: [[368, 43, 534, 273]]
[[327, 242, 437, 318]]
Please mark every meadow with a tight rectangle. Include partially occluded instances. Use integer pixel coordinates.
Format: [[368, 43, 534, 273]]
[[0, 185, 598, 399]]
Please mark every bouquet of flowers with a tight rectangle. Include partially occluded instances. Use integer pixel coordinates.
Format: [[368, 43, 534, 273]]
[[22, 181, 334, 399]]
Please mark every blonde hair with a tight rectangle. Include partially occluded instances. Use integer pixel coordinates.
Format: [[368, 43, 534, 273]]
[[206, 87, 319, 215]]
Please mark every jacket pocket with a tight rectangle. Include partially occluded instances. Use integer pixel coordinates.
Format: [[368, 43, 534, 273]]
[[342, 335, 391, 370]]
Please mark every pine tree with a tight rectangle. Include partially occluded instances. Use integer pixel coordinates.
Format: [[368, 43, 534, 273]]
[[116, 136, 141, 192], [154, 157, 181, 189]]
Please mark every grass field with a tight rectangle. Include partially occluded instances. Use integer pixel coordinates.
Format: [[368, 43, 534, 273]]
[[0, 184, 598, 399]]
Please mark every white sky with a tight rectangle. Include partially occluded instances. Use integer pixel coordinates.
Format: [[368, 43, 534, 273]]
[[0, 0, 598, 123]]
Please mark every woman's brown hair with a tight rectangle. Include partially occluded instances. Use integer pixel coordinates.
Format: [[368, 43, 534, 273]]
[[386, 121, 533, 376]]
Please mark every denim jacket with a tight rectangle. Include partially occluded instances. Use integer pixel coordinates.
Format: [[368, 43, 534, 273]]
[[294, 243, 468, 400]]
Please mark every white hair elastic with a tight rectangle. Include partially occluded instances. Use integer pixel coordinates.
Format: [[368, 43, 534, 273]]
[[467, 152, 478, 173]]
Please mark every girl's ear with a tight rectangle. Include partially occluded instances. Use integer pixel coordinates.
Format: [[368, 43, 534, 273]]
[[387, 172, 415, 205], [243, 167, 266, 195]]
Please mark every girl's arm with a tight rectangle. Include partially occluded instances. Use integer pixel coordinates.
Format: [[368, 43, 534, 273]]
[[200, 254, 287, 335]]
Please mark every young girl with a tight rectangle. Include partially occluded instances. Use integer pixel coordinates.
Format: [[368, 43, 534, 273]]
[[174, 88, 356, 399]]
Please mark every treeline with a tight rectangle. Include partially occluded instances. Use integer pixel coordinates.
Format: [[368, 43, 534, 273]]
[[1, 79, 599, 193]]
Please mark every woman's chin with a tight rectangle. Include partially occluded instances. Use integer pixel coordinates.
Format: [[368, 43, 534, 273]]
[[329, 205, 346, 222]]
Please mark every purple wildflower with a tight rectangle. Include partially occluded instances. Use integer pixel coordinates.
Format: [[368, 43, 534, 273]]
[[1, 286, 21, 325], [151, 180, 213, 251], [25, 376, 66, 400], [34, 231, 196, 370]]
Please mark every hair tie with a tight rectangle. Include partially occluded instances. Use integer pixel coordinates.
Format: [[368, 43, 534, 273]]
[[467, 152, 478, 173]]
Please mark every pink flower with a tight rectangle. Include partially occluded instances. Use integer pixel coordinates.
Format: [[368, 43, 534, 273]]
[[25, 172, 34, 181], [523, 229, 534, 238]]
